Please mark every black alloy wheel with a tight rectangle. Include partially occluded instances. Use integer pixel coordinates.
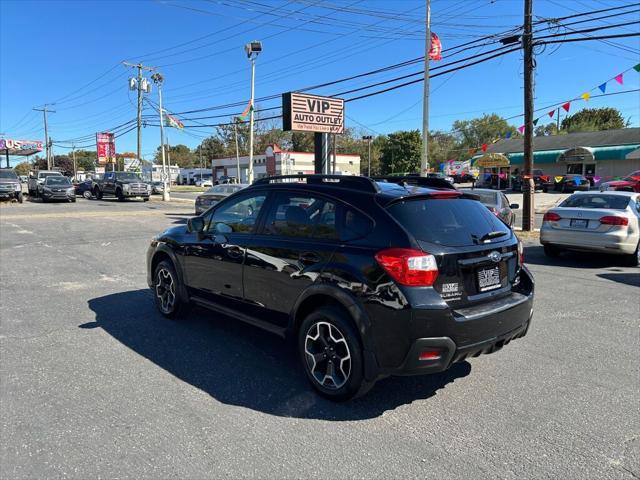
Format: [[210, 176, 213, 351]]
[[153, 260, 188, 318], [298, 306, 370, 401]]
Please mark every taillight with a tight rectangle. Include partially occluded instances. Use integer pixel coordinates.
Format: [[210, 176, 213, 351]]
[[599, 215, 629, 226], [543, 211, 561, 222], [428, 191, 462, 199], [517, 238, 524, 266], [374, 248, 439, 286], [488, 206, 499, 217]]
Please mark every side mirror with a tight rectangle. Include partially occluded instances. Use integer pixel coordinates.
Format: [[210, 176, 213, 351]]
[[510, 203, 520, 209], [187, 216, 205, 233], [213, 222, 233, 234]]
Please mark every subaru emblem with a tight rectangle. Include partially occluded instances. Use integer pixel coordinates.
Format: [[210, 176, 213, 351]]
[[488, 251, 501, 263]]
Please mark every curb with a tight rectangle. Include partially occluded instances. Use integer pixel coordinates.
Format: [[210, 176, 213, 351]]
[[149, 196, 195, 204]]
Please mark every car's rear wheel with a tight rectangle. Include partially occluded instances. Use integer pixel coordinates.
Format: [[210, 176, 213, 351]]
[[116, 189, 125, 202], [94, 188, 103, 200], [83, 190, 92, 199], [543, 244, 561, 257], [298, 306, 370, 401], [153, 260, 189, 318], [16, 192, 23, 204]]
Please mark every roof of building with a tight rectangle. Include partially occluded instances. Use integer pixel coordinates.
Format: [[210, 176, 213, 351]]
[[485, 128, 640, 154]]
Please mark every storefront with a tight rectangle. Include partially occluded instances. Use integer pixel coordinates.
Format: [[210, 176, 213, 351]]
[[0, 138, 44, 168], [478, 128, 640, 183], [473, 153, 511, 189]]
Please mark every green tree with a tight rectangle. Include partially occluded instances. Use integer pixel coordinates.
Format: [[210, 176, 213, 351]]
[[72, 150, 97, 171], [561, 107, 627, 132], [14, 161, 32, 176], [155, 144, 196, 167], [380, 130, 422, 175], [428, 131, 458, 167], [291, 131, 314, 152], [535, 123, 559, 137], [197, 136, 227, 160], [453, 113, 517, 149]]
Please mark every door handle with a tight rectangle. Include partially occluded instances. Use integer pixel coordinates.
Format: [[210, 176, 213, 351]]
[[299, 252, 321, 264]]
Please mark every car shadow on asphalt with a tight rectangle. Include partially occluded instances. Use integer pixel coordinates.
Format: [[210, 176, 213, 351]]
[[524, 245, 633, 269], [84, 289, 471, 420], [596, 273, 640, 287]]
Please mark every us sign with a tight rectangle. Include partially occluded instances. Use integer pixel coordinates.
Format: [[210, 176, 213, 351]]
[[282, 92, 344, 134]]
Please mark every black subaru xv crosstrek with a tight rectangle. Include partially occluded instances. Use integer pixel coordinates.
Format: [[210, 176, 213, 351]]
[[147, 175, 534, 400]]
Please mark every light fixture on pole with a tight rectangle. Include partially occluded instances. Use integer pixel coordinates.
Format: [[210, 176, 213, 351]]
[[244, 40, 262, 184], [151, 72, 170, 202], [362, 135, 372, 177]]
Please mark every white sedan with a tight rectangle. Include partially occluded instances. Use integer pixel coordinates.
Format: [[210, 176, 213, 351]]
[[195, 178, 213, 187], [540, 191, 640, 266]]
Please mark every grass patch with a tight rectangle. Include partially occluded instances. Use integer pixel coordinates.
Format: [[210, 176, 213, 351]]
[[171, 185, 207, 192]]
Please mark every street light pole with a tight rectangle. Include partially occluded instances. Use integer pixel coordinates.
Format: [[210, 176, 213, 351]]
[[151, 72, 170, 202], [244, 40, 262, 184], [234, 119, 241, 182]]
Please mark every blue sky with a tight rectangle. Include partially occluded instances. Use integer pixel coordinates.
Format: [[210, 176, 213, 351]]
[[1, 0, 638, 165]]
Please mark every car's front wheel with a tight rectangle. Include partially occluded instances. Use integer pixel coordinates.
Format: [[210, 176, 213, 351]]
[[298, 306, 370, 401], [623, 242, 640, 267], [153, 260, 189, 318]]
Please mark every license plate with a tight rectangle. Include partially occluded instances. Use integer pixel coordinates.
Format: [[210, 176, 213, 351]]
[[570, 219, 588, 228], [477, 265, 501, 292]]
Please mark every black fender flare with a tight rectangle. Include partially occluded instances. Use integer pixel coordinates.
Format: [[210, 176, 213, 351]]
[[289, 283, 380, 380], [151, 244, 190, 302], [288, 283, 374, 352]]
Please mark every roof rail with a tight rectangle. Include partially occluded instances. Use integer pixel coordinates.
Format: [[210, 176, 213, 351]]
[[253, 174, 379, 193], [373, 175, 456, 190]]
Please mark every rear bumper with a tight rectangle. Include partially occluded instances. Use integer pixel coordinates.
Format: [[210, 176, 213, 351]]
[[391, 293, 533, 376], [541, 227, 638, 254]]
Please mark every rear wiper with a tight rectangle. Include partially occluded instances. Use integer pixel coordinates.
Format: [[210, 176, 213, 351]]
[[478, 231, 508, 242]]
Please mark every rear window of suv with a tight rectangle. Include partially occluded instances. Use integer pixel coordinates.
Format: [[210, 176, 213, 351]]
[[387, 198, 511, 247]]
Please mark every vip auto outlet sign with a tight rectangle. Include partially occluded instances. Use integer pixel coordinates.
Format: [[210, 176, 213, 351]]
[[282, 92, 344, 134]]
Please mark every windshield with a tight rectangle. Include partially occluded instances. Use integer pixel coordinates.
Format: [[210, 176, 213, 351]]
[[0, 170, 18, 179], [45, 176, 72, 186], [40, 172, 61, 179], [115, 173, 142, 181], [559, 194, 630, 210], [387, 198, 511, 247]]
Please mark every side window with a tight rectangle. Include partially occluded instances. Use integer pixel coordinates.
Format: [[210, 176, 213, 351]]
[[263, 192, 338, 240], [207, 193, 266, 234], [500, 194, 509, 208], [104, 173, 113, 181], [342, 207, 373, 241]]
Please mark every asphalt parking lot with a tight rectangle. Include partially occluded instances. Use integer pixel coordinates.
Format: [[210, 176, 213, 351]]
[[1, 197, 638, 479]]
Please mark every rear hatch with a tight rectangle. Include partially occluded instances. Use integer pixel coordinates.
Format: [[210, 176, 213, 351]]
[[386, 195, 520, 308]]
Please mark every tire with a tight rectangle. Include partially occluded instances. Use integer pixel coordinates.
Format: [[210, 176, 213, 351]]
[[70, 198, 76, 203], [82, 190, 92, 199], [153, 260, 189, 319], [143, 197, 149, 202], [17, 192, 23, 204], [298, 305, 371, 401], [94, 188, 103, 200], [116, 189, 125, 202], [544, 244, 561, 257], [542, 186, 548, 193], [623, 242, 640, 267]]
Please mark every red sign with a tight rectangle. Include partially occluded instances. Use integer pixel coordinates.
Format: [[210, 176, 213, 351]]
[[96, 132, 116, 165]]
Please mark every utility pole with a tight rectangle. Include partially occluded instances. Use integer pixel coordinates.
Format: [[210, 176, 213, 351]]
[[150, 71, 170, 201], [522, 0, 535, 231], [234, 119, 241, 182], [332, 133, 337, 174], [72, 144, 77, 181], [123, 62, 154, 174], [556, 107, 560, 132], [420, 0, 431, 177], [363, 135, 372, 176], [33, 105, 55, 169]]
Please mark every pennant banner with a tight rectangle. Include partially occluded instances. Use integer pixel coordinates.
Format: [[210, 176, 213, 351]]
[[533, 118, 539, 126], [634, 64, 640, 72], [593, 176, 602, 183], [614, 73, 624, 85], [554, 176, 563, 183], [481, 143, 488, 152], [574, 176, 582, 185], [518, 125, 525, 134], [548, 110, 555, 118], [562, 102, 571, 112], [505, 131, 512, 139], [598, 82, 607, 94], [581, 92, 590, 101]]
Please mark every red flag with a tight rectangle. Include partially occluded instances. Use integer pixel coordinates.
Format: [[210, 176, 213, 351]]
[[429, 33, 442, 61], [562, 102, 571, 112], [481, 143, 488, 152], [548, 110, 555, 118]]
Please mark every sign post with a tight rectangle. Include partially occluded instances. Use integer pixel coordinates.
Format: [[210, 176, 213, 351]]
[[282, 92, 344, 175]]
